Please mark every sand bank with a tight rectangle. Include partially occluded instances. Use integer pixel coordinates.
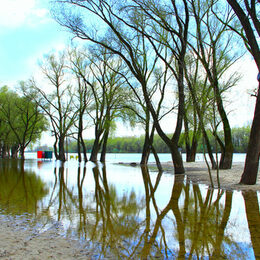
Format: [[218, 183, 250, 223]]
[[158, 161, 260, 191]]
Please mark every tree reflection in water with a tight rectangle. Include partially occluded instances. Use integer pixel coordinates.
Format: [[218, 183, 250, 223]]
[[242, 191, 260, 259], [0, 160, 48, 215], [0, 160, 258, 259]]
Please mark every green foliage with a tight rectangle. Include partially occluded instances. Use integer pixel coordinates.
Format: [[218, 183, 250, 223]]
[[67, 126, 250, 154], [0, 86, 48, 157]]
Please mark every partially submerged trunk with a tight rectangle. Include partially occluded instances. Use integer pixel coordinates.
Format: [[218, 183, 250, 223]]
[[100, 129, 109, 163], [77, 133, 82, 162], [53, 137, 58, 160], [81, 135, 88, 162], [11, 145, 19, 159], [58, 136, 66, 161], [90, 138, 100, 162], [140, 131, 151, 165]]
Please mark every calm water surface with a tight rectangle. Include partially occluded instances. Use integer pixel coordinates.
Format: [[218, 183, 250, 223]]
[[0, 155, 259, 259]]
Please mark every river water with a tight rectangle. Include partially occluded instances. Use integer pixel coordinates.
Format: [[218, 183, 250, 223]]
[[0, 153, 259, 259]]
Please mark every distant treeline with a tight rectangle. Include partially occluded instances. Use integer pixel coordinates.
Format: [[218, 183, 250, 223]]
[[65, 126, 250, 154]]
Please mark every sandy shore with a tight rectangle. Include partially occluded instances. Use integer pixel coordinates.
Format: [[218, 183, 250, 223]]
[[158, 161, 260, 191], [0, 161, 259, 259], [0, 215, 92, 260]]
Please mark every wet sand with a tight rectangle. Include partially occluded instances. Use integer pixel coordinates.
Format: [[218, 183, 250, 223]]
[[159, 161, 260, 191], [0, 215, 91, 260], [0, 161, 259, 259]]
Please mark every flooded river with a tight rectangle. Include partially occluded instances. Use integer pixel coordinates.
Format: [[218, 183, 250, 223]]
[[0, 158, 259, 259]]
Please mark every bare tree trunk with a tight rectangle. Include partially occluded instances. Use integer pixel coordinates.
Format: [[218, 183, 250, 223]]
[[151, 145, 163, 172], [214, 81, 233, 169], [80, 135, 88, 162], [58, 136, 66, 161], [77, 132, 82, 162], [20, 146, 25, 160], [240, 83, 260, 184], [11, 145, 19, 159], [141, 131, 151, 165], [100, 129, 109, 163], [90, 136, 101, 162], [53, 137, 58, 160]]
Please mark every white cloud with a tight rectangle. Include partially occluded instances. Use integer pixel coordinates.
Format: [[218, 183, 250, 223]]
[[0, 0, 49, 28], [227, 55, 258, 127]]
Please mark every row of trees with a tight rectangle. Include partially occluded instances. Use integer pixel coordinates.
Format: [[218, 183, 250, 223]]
[[15, 0, 258, 184], [0, 86, 48, 159], [65, 126, 251, 155]]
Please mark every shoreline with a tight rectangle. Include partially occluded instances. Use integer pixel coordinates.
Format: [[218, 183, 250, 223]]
[[152, 161, 260, 191], [119, 161, 260, 191], [0, 214, 92, 259]]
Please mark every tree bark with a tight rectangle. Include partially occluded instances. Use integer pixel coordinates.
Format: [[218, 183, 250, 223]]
[[58, 136, 66, 161], [90, 130, 102, 162], [140, 132, 150, 165], [80, 134, 88, 162], [226, 0, 260, 184], [53, 137, 58, 160], [240, 83, 260, 184], [100, 129, 109, 163], [77, 132, 82, 162], [213, 76, 233, 169]]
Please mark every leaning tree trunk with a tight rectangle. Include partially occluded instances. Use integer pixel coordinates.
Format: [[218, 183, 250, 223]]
[[141, 110, 152, 165], [202, 128, 217, 169], [151, 145, 163, 172], [141, 131, 151, 165], [212, 47, 233, 169], [240, 83, 260, 184], [215, 93, 234, 169], [90, 130, 102, 162]]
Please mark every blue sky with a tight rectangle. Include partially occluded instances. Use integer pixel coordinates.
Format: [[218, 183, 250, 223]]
[[0, 0, 71, 86], [0, 0, 258, 143]]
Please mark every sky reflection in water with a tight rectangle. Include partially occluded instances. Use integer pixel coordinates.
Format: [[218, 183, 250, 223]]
[[0, 159, 259, 259]]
